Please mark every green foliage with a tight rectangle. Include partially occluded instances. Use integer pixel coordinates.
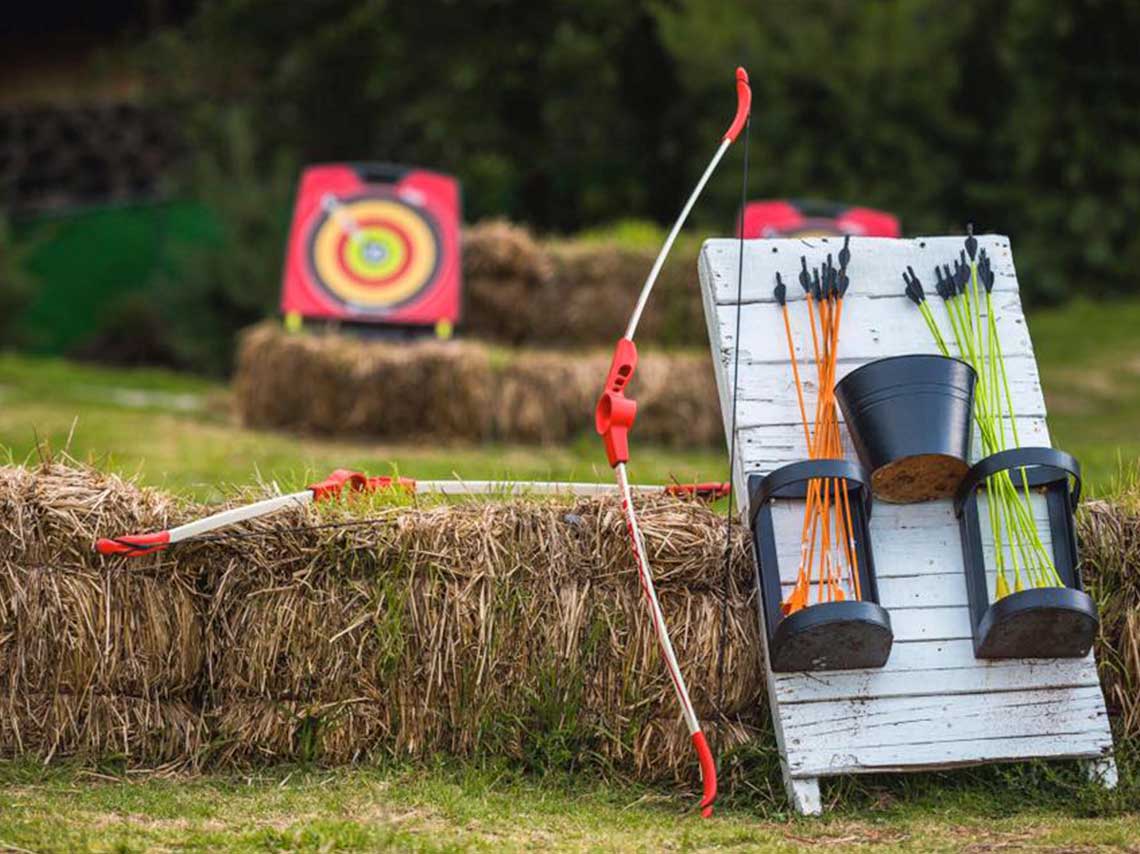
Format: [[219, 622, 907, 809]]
[[154, 108, 296, 375], [0, 215, 39, 347], [13, 0, 1116, 374]]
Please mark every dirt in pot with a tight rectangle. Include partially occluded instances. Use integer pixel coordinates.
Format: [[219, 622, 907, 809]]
[[871, 453, 969, 503]]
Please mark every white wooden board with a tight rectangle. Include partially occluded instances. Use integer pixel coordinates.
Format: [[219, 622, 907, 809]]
[[697, 234, 1115, 814]]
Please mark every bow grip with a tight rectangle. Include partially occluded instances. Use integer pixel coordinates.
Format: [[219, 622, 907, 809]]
[[722, 66, 751, 143], [309, 469, 369, 501], [595, 338, 639, 468]]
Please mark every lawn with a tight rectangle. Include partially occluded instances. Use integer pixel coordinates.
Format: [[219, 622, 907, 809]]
[[1, 757, 1138, 853]]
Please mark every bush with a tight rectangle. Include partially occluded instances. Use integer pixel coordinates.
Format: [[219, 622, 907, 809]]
[[0, 216, 39, 348]]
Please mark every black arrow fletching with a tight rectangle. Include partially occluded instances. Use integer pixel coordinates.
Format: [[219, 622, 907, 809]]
[[838, 235, 851, 270], [774, 273, 787, 305], [965, 222, 978, 261], [906, 266, 925, 302], [799, 257, 811, 292]]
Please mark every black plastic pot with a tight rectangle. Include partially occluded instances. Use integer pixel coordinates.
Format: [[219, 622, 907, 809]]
[[835, 354, 977, 503]]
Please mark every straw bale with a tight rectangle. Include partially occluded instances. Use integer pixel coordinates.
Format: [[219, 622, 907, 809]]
[[0, 461, 184, 565], [233, 323, 495, 439], [463, 220, 554, 345], [460, 221, 704, 348], [209, 698, 388, 765], [210, 696, 760, 782], [1079, 498, 1140, 739], [492, 351, 598, 442], [0, 566, 203, 696], [233, 323, 721, 446], [0, 692, 206, 766]]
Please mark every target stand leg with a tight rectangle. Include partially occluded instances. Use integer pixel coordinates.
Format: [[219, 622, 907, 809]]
[[1082, 757, 1119, 790], [784, 770, 821, 816]]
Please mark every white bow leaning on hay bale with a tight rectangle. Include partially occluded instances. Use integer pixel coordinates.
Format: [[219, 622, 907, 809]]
[[594, 67, 752, 819], [697, 233, 1117, 815]]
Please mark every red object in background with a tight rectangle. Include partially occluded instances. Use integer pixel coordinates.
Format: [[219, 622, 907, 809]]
[[280, 163, 461, 327], [739, 200, 901, 239]]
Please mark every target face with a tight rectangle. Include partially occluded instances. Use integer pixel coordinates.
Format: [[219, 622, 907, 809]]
[[307, 195, 442, 311]]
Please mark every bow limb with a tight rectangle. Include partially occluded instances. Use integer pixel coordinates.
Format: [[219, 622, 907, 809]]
[[94, 469, 405, 557], [624, 67, 751, 342]]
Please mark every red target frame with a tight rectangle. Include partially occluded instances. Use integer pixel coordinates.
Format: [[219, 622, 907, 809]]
[[739, 200, 900, 239], [280, 163, 461, 327]]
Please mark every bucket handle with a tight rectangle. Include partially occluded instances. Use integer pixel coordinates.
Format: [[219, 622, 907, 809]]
[[953, 447, 1082, 517]]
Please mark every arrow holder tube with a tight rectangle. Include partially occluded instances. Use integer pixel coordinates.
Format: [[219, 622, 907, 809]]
[[954, 447, 1098, 659], [748, 459, 893, 673]]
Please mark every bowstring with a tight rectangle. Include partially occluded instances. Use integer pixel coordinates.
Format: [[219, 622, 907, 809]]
[[715, 113, 750, 718]]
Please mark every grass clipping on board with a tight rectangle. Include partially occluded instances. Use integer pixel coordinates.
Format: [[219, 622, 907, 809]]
[[232, 322, 721, 447], [0, 460, 760, 779]]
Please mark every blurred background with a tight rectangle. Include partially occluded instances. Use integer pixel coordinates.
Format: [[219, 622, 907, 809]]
[[2, 0, 1139, 496]]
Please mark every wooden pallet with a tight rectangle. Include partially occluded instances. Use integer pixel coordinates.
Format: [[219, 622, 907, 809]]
[[697, 235, 1117, 814]]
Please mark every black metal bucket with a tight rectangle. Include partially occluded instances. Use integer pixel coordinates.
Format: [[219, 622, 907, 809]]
[[835, 354, 977, 503]]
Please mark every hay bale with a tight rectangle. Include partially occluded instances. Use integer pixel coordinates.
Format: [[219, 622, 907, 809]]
[[492, 350, 598, 442], [1080, 498, 1140, 739], [201, 494, 759, 773], [0, 461, 206, 769], [0, 692, 206, 766], [2, 459, 764, 778], [460, 221, 704, 348], [233, 322, 495, 439], [0, 567, 202, 696], [463, 220, 554, 345], [540, 241, 703, 347], [233, 324, 721, 446]]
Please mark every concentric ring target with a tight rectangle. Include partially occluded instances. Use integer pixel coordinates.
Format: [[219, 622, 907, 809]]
[[307, 195, 442, 311]]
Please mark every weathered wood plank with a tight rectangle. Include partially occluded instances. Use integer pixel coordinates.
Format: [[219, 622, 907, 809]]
[[789, 731, 1113, 778], [710, 291, 1035, 367], [781, 685, 1108, 743], [701, 234, 1020, 304], [722, 356, 1045, 427], [773, 657, 1100, 704]]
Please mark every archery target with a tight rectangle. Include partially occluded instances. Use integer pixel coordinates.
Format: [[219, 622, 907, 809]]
[[308, 195, 442, 311]]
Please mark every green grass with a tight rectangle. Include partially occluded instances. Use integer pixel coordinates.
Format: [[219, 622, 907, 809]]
[[0, 753, 1137, 853], [1030, 298, 1140, 496], [1, 296, 1139, 500], [0, 354, 723, 502]]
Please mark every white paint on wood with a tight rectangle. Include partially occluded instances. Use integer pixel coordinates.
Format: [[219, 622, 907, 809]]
[[701, 234, 1021, 304], [1082, 756, 1119, 790], [791, 731, 1112, 777], [698, 234, 1115, 815], [786, 775, 822, 816]]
